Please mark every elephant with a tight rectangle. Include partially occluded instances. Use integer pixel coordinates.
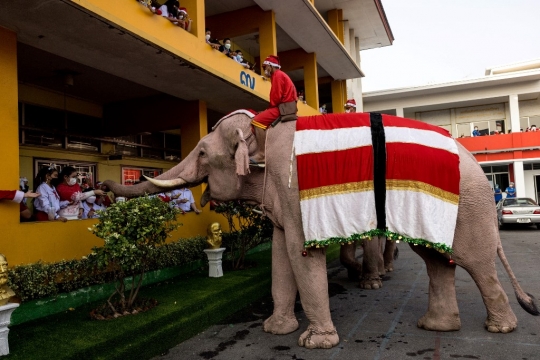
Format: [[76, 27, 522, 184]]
[[104, 111, 539, 349], [339, 237, 398, 288]]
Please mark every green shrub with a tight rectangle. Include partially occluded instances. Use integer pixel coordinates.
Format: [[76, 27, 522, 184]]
[[89, 196, 180, 312], [214, 201, 273, 269], [8, 236, 207, 303]]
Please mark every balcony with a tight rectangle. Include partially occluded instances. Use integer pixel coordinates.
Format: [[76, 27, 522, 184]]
[[457, 131, 540, 162]]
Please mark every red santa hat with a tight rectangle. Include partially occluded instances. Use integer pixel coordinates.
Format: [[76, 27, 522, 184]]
[[263, 55, 281, 69], [178, 7, 187, 14], [344, 99, 356, 108]]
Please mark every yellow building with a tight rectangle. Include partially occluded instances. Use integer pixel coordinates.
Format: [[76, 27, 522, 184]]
[[0, 0, 393, 265]]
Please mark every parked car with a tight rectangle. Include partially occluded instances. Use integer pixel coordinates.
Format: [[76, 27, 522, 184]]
[[497, 197, 540, 229]]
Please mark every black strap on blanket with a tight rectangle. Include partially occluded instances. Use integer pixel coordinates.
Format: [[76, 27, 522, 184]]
[[370, 113, 387, 231]]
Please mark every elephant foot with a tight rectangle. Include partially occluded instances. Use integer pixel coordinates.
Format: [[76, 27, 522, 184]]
[[359, 276, 382, 290], [263, 314, 299, 335], [417, 312, 461, 332], [384, 262, 394, 272], [484, 317, 517, 334], [298, 324, 339, 349]]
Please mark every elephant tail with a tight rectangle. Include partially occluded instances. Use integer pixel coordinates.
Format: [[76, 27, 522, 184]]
[[497, 243, 540, 316]]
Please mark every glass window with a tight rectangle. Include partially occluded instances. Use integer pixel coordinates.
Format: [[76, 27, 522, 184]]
[[456, 123, 471, 138], [492, 165, 508, 173], [122, 167, 162, 186]]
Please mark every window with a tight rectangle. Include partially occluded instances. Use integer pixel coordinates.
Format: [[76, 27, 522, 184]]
[[121, 167, 162, 186], [34, 159, 97, 187], [20, 103, 100, 152]]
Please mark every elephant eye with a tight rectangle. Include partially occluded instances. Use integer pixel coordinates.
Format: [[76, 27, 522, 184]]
[[199, 150, 206, 157]]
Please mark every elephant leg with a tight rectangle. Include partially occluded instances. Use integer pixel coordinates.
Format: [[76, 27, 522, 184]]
[[383, 239, 396, 272], [457, 257, 517, 333], [339, 242, 362, 281], [263, 227, 299, 335], [359, 236, 384, 289], [410, 245, 461, 332], [282, 225, 338, 349]]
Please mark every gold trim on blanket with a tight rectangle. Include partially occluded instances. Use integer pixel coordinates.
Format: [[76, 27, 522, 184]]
[[386, 180, 459, 205], [300, 181, 374, 201]]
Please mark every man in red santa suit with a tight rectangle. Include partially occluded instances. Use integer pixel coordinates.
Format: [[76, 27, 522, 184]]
[[250, 55, 297, 165], [0, 189, 40, 203]]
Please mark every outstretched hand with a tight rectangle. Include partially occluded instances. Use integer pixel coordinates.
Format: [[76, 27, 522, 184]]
[[23, 192, 41, 198]]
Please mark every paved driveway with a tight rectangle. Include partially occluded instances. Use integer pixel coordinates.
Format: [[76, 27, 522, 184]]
[[156, 226, 540, 360]]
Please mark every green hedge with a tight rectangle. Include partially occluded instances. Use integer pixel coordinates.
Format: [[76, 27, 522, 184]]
[[8, 236, 208, 303]]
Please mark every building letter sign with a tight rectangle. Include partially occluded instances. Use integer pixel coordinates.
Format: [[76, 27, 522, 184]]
[[240, 71, 255, 90]]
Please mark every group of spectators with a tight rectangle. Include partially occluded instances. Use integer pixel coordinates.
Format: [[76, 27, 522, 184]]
[[494, 182, 516, 203], [8, 167, 202, 223], [29, 165, 113, 222], [472, 124, 537, 137], [205, 30, 257, 71], [144, 0, 192, 32]]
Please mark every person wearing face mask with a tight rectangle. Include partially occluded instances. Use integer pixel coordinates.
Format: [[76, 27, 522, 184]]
[[505, 182, 516, 198], [56, 167, 105, 220], [472, 126, 481, 137], [79, 190, 104, 219], [205, 29, 220, 50], [167, 6, 192, 32], [344, 99, 357, 113], [219, 38, 233, 58], [250, 55, 298, 165], [33, 165, 69, 222], [233, 50, 251, 69]]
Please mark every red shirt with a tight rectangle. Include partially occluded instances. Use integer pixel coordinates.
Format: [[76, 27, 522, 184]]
[[268, 69, 297, 108]]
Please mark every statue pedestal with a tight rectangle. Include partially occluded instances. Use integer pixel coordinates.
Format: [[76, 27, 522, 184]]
[[0, 303, 18, 356], [203, 248, 226, 278]]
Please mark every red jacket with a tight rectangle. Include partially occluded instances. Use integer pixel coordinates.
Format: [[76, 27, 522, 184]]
[[0, 190, 24, 203], [268, 69, 297, 108]]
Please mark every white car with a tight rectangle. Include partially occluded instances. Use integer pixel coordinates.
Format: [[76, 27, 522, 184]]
[[497, 197, 540, 229]]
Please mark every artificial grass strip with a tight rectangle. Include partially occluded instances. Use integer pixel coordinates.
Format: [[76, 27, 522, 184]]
[[6, 246, 341, 360], [6, 251, 271, 360]]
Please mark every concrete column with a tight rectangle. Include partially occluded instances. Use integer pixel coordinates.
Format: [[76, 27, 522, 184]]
[[396, 108, 404, 118], [327, 9, 344, 44], [259, 10, 277, 74], [304, 53, 319, 110], [508, 94, 521, 133], [331, 80, 346, 113], [0, 27, 19, 225], [354, 37, 363, 112], [180, 100, 208, 208], [182, 0, 205, 38], [513, 160, 525, 197]]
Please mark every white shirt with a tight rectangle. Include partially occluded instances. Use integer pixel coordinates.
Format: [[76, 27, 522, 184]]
[[34, 183, 69, 219], [170, 188, 195, 212], [80, 201, 104, 219]]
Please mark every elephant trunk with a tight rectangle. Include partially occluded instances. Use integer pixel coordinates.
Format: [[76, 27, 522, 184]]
[[103, 148, 202, 198]]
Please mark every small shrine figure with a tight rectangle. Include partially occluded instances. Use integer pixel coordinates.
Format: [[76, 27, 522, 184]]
[[0, 254, 15, 306], [206, 222, 223, 249]]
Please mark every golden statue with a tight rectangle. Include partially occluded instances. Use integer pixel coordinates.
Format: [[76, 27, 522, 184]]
[[206, 222, 223, 249], [0, 254, 15, 306]]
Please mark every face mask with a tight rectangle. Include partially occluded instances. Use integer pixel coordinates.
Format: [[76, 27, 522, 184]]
[[68, 178, 77, 186], [237, 55, 243, 61], [224, 43, 231, 50], [264, 68, 271, 77], [87, 196, 96, 204], [345, 109, 351, 113], [205, 34, 210, 40]]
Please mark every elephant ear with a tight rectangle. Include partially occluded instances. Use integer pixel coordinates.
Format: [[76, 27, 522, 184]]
[[234, 128, 250, 176]]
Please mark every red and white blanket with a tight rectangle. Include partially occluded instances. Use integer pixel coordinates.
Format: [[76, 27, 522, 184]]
[[294, 113, 460, 253]]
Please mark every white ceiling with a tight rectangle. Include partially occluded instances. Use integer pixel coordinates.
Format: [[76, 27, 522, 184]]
[[314, 0, 393, 50]]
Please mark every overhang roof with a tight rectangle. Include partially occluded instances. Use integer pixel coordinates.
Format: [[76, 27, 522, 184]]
[[0, 0, 267, 113], [314, 0, 394, 50], [254, 0, 363, 80], [363, 70, 540, 101]]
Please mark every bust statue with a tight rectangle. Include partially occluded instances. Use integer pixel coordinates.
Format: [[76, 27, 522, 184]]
[[0, 254, 15, 306], [206, 222, 223, 249]]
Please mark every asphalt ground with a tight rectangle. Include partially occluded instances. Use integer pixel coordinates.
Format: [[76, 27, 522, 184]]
[[155, 225, 540, 360]]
